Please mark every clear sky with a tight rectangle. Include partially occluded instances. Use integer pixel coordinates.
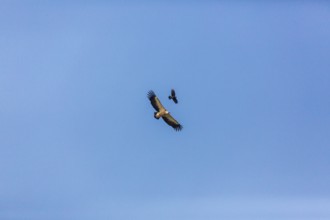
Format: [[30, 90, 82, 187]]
[[1, 1, 330, 219]]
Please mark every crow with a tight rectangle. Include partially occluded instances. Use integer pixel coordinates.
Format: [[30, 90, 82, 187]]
[[168, 89, 178, 104]]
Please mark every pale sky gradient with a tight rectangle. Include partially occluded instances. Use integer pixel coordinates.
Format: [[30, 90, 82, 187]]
[[1, 1, 330, 219]]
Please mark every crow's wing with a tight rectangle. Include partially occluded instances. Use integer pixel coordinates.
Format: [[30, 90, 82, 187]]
[[171, 89, 176, 97]]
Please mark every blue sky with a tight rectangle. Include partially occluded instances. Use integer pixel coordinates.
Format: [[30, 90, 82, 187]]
[[1, 1, 330, 219]]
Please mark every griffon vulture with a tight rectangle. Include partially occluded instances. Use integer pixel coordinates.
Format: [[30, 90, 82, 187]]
[[147, 90, 183, 131], [168, 89, 178, 104]]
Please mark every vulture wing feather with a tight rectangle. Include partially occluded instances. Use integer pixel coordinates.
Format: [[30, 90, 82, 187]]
[[147, 90, 165, 111], [162, 114, 183, 131]]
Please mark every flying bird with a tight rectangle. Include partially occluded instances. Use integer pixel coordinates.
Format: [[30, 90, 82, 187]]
[[147, 90, 183, 131], [168, 89, 178, 104]]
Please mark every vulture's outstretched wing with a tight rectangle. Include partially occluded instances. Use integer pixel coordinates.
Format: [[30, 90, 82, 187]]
[[162, 114, 183, 131], [147, 90, 165, 111]]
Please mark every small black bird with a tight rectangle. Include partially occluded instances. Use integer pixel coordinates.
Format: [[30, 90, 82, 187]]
[[168, 89, 178, 104]]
